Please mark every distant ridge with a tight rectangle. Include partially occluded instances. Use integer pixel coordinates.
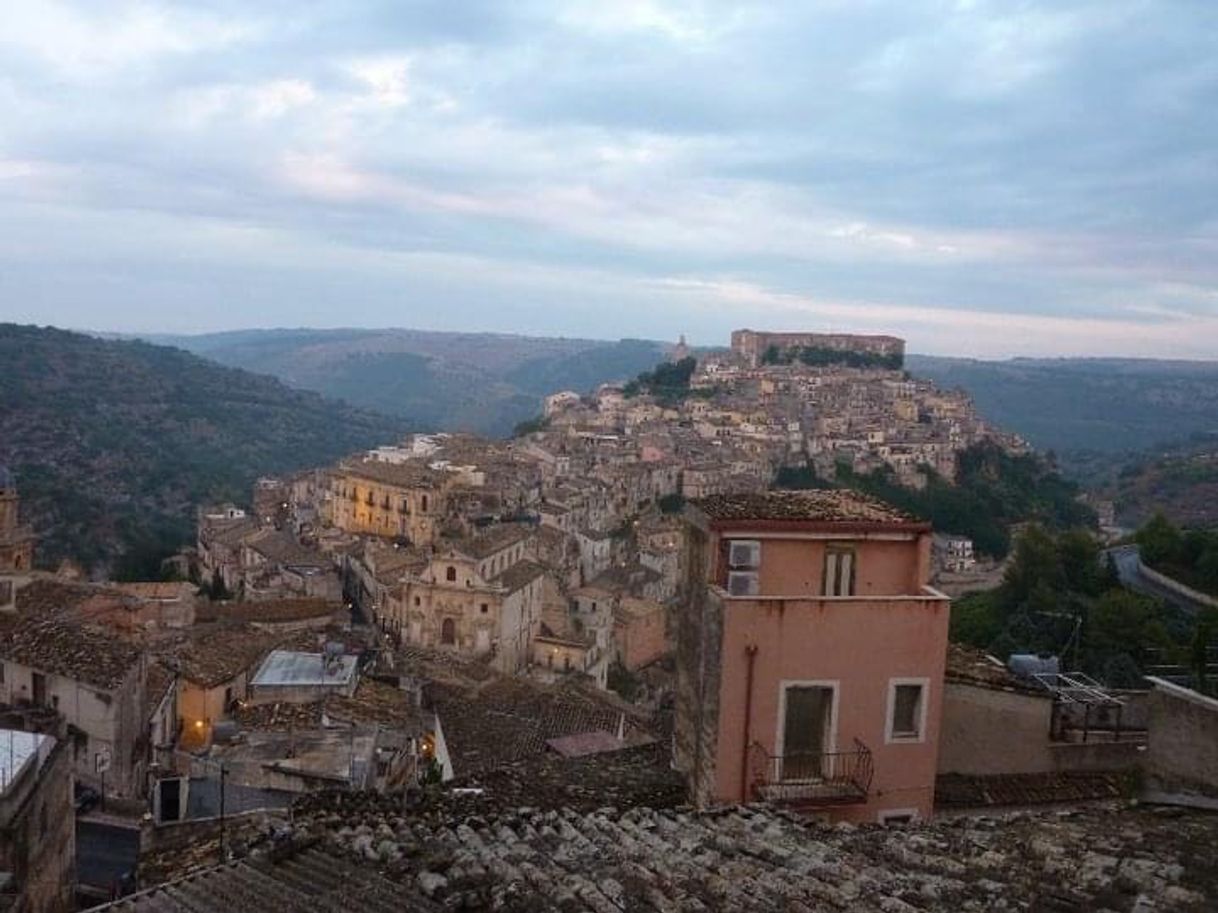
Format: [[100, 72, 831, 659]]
[[144, 327, 671, 436]]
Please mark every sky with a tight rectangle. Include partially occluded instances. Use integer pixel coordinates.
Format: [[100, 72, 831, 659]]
[[1, 1, 1216, 358]]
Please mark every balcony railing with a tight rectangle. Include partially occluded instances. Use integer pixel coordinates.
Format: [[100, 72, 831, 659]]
[[748, 739, 873, 805]]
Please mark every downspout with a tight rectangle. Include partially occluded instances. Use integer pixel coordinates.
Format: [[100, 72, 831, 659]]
[[739, 644, 759, 802]]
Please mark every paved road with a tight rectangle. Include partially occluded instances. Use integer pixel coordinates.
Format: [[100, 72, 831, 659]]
[[1107, 544, 1211, 616], [77, 818, 140, 894]]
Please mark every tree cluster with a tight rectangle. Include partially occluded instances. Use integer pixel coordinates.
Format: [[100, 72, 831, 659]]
[[1135, 513, 1218, 597], [622, 357, 698, 401], [761, 344, 903, 370], [952, 526, 1188, 688]]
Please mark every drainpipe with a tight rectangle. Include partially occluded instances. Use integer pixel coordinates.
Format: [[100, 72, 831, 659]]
[[740, 644, 759, 802]]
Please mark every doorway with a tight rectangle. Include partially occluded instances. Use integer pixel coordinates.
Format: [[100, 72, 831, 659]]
[[778, 683, 836, 781]]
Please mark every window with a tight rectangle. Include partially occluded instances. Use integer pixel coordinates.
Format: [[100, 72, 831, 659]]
[[878, 809, 918, 825], [480, 603, 489, 615], [726, 539, 761, 596], [886, 679, 928, 743], [446, 566, 457, 582], [421, 495, 429, 512], [823, 546, 856, 596], [414, 596, 421, 607]]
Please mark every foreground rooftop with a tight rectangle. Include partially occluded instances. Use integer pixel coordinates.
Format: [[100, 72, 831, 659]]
[[91, 801, 1217, 911]]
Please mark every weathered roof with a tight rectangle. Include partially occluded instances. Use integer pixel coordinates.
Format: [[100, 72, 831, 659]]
[[427, 676, 653, 777], [0, 614, 142, 690], [460, 523, 534, 559], [935, 771, 1130, 809], [340, 458, 443, 489], [213, 802, 1218, 912], [171, 625, 286, 688], [244, 529, 326, 566], [220, 599, 342, 625], [693, 489, 920, 525], [488, 559, 546, 594], [88, 844, 438, 912]]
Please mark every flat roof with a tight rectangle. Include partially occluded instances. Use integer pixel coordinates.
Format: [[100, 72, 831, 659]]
[[0, 729, 51, 795], [251, 650, 359, 688], [692, 490, 920, 526]]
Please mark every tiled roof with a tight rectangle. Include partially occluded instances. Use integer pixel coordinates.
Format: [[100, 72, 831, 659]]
[[0, 614, 141, 690], [150, 801, 1218, 913], [935, 771, 1131, 809], [341, 458, 443, 489], [219, 599, 342, 625], [693, 489, 919, 524], [244, 529, 325, 566], [170, 625, 287, 688], [90, 844, 437, 912], [459, 523, 534, 559], [427, 676, 653, 777], [488, 559, 546, 594]]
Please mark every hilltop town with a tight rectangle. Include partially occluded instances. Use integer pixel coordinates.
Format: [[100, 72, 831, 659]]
[[2, 330, 1216, 912]]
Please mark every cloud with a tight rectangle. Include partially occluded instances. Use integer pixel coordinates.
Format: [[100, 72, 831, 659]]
[[0, 0, 1215, 359]]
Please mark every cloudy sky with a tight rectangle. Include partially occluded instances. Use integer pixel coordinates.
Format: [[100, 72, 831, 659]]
[[1, 1, 1216, 357]]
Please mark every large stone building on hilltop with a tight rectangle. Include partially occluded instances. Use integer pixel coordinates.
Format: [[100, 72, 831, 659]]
[[731, 328, 905, 368]]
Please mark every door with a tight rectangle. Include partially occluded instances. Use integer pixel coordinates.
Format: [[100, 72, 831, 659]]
[[781, 685, 834, 781], [32, 672, 47, 707]]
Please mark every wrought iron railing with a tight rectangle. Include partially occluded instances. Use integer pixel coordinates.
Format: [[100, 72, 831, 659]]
[[748, 738, 874, 804]]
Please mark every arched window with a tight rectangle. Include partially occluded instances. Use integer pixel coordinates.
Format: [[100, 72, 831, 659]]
[[446, 566, 457, 582], [441, 618, 456, 645]]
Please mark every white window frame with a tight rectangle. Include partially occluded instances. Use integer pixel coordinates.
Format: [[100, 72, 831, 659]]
[[885, 677, 930, 744], [823, 545, 857, 596], [775, 679, 840, 758], [726, 538, 761, 597], [878, 808, 920, 825]]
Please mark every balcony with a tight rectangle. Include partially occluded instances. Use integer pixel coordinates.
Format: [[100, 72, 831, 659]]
[[748, 739, 873, 806]]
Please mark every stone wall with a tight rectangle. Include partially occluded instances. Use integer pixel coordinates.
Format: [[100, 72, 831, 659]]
[[940, 682, 1142, 778], [1143, 677, 1218, 804], [673, 517, 722, 807]]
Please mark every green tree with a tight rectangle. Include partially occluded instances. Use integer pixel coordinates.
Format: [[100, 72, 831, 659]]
[[1136, 512, 1183, 566]]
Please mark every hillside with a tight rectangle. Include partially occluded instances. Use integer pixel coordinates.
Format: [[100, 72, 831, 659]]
[[1107, 435, 1218, 529], [149, 329, 669, 437], [0, 325, 408, 574], [906, 355, 1218, 455]]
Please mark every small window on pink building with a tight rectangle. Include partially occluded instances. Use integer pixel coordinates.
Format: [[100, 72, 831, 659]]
[[823, 546, 856, 596], [726, 539, 760, 596]]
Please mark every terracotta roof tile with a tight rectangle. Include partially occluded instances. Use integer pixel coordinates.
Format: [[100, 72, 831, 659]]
[[693, 489, 919, 524]]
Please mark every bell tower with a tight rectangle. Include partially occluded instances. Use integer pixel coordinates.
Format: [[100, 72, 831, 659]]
[[0, 466, 36, 572]]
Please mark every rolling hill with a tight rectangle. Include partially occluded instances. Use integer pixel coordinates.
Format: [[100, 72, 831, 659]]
[[0, 324, 409, 575], [146, 329, 669, 437], [906, 355, 1218, 456]]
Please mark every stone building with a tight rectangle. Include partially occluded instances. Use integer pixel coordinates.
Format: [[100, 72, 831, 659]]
[[0, 725, 74, 913], [384, 528, 546, 673], [0, 468, 37, 614], [730, 329, 906, 368], [0, 615, 148, 799], [326, 459, 449, 545], [0, 468, 36, 575], [675, 489, 950, 823]]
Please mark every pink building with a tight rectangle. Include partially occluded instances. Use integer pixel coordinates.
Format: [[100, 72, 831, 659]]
[[674, 490, 950, 823]]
